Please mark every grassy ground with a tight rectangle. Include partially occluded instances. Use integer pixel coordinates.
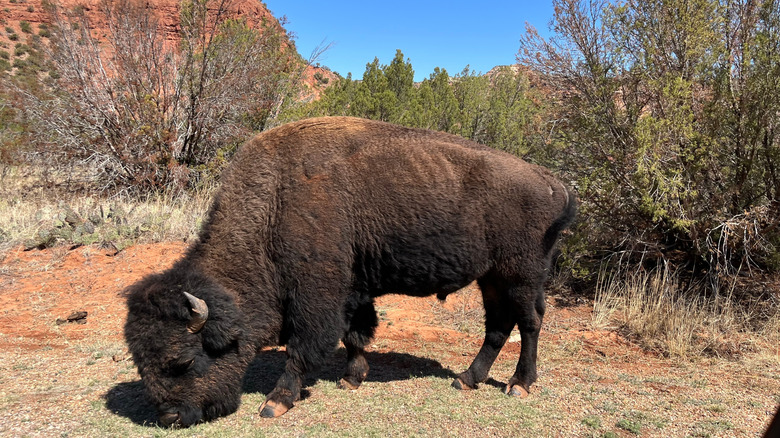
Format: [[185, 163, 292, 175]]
[[0, 245, 778, 437]]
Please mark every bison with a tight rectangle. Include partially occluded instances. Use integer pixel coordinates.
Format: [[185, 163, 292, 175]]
[[124, 116, 577, 426]]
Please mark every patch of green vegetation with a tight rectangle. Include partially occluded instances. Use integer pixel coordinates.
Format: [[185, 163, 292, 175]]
[[689, 419, 734, 437], [582, 415, 601, 429], [19, 21, 32, 34], [616, 417, 641, 434], [8, 33, 18, 42], [14, 44, 29, 57], [313, 71, 329, 85], [599, 401, 619, 414], [38, 23, 50, 38]]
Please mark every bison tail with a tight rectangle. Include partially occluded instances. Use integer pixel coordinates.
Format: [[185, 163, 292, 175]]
[[542, 185, 578, 255]]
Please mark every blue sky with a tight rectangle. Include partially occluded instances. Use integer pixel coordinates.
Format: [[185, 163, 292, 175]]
[[262, 1, 555, 82]]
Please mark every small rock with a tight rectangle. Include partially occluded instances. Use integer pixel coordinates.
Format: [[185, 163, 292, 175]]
[[56, 311, 88, 325], [62, 206, 83, 227], [25, 229, 57, 250], [88, 212, 104, 226]]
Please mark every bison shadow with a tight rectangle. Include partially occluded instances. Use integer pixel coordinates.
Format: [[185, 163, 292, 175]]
[[105, 348, 461, 426]]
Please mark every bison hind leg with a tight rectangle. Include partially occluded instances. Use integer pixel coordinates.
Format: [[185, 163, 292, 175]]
[[453, 274, 516, 391], [338, 297, 377, 390], [504, 281, 546, 397]]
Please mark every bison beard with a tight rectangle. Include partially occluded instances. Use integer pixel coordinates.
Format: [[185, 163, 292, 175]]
[[124, 117, 577, 426]]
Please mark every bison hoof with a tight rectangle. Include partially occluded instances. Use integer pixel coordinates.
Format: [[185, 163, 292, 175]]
[[451, 377, 476, 391], [258, 399, 291, 418], [159, 411, 181, 427], [504, 384, 529, 398], [337, 378, 361, 391]]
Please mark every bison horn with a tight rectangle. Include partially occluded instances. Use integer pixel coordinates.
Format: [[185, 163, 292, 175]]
[[183, 292, 209, 334]]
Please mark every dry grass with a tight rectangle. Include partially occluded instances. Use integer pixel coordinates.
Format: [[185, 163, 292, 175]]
[[0, 166, 213, 252], [593, 264, 780, 358]]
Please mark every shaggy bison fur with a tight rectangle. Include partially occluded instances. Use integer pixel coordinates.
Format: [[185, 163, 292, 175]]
[[124, 116, 577, 426]]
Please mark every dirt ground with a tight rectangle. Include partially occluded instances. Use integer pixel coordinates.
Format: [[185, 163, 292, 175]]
[[0, 243, 778, 437]]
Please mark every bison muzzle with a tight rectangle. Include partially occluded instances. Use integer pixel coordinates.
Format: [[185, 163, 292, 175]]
[[124, 116, 577, 426]]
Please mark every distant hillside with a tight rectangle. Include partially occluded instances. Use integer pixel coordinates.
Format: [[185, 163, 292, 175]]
[[0, 0, 335, 97]]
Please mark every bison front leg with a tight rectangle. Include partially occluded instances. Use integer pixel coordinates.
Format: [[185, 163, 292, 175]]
[[259, 286, 348, 418], [260, 321, 344, 418], [259, 204, 355, 418], [338, 299, 377, 390], [259, 357, 305, 418]]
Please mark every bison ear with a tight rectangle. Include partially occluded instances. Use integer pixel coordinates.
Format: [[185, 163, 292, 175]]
[[200, 302, 243, 353], [183, 292, 209, 334], [201, 320, 242, 353]]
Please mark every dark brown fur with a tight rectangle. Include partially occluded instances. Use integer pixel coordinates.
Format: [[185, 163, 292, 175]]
[[766, 405, 780, 438], [125, 117, 577, 426]]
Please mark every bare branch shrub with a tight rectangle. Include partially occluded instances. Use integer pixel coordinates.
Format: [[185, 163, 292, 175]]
[[16, 0, 299, 194]]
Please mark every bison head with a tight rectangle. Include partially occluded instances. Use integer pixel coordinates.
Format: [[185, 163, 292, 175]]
[[124, 266, 253, 427]]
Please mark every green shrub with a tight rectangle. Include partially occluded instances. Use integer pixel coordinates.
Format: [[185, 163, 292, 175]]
[[38, 23, 50, 38], [517, 0, 780, 289], [14, 44, 28, 57], [313, 71, 329, 85], [20, 21, 32, 34]]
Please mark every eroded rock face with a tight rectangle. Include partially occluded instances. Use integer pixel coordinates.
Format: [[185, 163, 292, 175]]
[[1, 0, 335, 93], [2, 0, 275, 44]]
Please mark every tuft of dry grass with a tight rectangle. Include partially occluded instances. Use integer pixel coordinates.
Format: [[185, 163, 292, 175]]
[[0, 166, 214, 253], [593, 264, 780, 359]]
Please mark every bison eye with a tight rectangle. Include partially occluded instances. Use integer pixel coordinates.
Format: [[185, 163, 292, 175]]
[[166, 357, 195, 376]]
